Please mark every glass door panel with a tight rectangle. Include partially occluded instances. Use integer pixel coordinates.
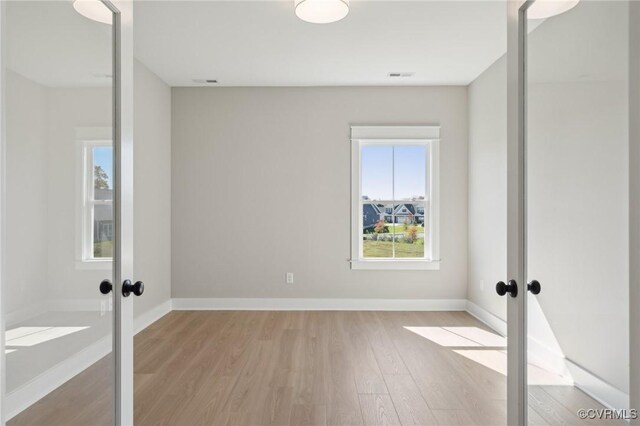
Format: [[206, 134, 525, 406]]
[[525, 1, 630, 423], [3, 1, 115, 424]]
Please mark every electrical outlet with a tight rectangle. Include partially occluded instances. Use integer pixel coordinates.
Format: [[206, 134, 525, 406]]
[[286, 272, 294, 284]]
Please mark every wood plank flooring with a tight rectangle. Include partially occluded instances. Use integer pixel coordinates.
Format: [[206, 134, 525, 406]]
[[9, 311, 623, 425]]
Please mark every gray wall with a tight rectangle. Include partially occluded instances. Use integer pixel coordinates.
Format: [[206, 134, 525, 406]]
[[468, 1, 629, 395], [171, 87, 468, 300], [133, 60, 172, 318], [468, 56, 508, 320], [4, 60, 171, 319], [527, 79, 629, 391], [45, 85, 112, 304], [5, 70, 49, 317]]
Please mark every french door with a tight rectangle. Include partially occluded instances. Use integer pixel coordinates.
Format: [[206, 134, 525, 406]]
[[505, 0, 633, 424], [0, 1, 134, 424]]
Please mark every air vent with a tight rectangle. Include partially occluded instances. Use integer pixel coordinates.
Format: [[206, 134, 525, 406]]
[[388, 72, 414, 78], [193, 79, 218, 84]]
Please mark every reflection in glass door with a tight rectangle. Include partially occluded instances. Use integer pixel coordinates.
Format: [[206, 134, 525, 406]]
[[525, 0, 630, 424], [3, 1, 116, 424]]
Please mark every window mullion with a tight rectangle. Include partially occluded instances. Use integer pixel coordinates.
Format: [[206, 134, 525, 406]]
[[392, 145, 395, 259]]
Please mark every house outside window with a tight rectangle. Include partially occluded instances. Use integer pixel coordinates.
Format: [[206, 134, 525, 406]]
[[351, 126, 440, 270], [79, 138, 114, 263]]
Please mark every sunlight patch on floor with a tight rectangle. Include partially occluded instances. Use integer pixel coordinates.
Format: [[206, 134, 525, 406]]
[[404, 326, 506, 347], [453, 349, 571, 385], [405, 325, 572, 386], [443, 326, 506, 347], [6, 326, 90, 347]]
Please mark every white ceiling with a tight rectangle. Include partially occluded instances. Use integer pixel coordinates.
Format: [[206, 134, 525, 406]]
[[134, 1, 508, 87], [6, 0, 113, 88], [7, 1, 624, 89]]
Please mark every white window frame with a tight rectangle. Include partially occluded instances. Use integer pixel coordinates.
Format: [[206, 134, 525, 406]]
[[350, 126, 440, 270], [75, 127, 113, 269]]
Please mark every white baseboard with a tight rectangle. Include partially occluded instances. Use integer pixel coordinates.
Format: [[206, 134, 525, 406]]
[[171, 297, 468, 311], [6, 297, 630, 420], [5, 299, 172, 421], [465, 301, 507, 336], [465, 300, 629, 412], [134, 299, 172, 335], [566, 359, 630, 411], [5, 302, 48, 328], [467, 301, 569, 377], [527, 335, 571, 380], [47, 299, 102, 312], [5, 336, 112, 421]]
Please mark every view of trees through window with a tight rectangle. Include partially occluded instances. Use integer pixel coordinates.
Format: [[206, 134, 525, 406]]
[[92, 146, 113, 258], [361, 145, 428, 259]]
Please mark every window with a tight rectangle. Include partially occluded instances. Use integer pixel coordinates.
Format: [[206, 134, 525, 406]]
[[80, 141, 114, 262], [351, 126, 439, 270]]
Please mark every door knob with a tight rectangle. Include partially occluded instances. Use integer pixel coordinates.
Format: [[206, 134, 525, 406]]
[[496, 280, 518, 298], [122, 280, 144, 297], [528, 280, 541, 295], [99, 279, 112, 295]]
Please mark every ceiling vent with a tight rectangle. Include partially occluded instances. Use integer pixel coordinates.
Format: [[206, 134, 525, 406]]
[[193, 79, 218, 84], [388, 72, 414, 78]]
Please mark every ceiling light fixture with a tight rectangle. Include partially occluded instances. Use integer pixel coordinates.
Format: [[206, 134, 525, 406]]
[[527, 0, 580, 19], [73, 0, 112, 25], [295, 0, 349, 24]]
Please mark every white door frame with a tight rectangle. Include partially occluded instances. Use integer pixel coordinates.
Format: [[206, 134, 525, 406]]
[[630, 2, 640, 421], [506, 1, 532, 424], [0, 0, 6, 421], [107, 1, 135, 425], [508, 2, 640, 424], [0, 0, 134, 424]]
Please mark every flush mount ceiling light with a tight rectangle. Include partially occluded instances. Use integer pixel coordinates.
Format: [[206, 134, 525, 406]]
[[527, 0, 580, 19], [295, 0, 349, 24], [73, 0, 112, 25]]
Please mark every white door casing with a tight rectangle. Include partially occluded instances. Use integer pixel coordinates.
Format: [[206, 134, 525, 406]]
[[507, 1, 529, 424], [109, 1, 134, 424]]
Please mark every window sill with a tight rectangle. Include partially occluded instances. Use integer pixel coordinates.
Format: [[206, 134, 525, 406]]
[[350, 259, 441, 271], [75, 260, 112, 271]]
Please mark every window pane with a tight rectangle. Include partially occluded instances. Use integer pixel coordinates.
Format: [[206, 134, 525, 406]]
[[93, 146, 113, 201], [394, 146, 426, 259], [93, 204, 113, 258], [361, 145, 393, 201], [395, 201, 425, 258], [362, 146, 393, 258], [362, 206, 394, 258], [393, 145, 426, 200]]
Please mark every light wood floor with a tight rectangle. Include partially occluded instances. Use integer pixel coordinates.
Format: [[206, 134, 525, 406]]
[[9, 311, 622, 425]]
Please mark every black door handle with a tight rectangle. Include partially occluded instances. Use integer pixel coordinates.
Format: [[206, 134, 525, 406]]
[[100, 279, 112, 295], [496, 280, 518, 298], [528, 280, 541, 294], [122, 280, 144, 297]]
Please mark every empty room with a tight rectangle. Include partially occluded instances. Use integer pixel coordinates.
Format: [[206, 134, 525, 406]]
[[1, 0, 639, 425]]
